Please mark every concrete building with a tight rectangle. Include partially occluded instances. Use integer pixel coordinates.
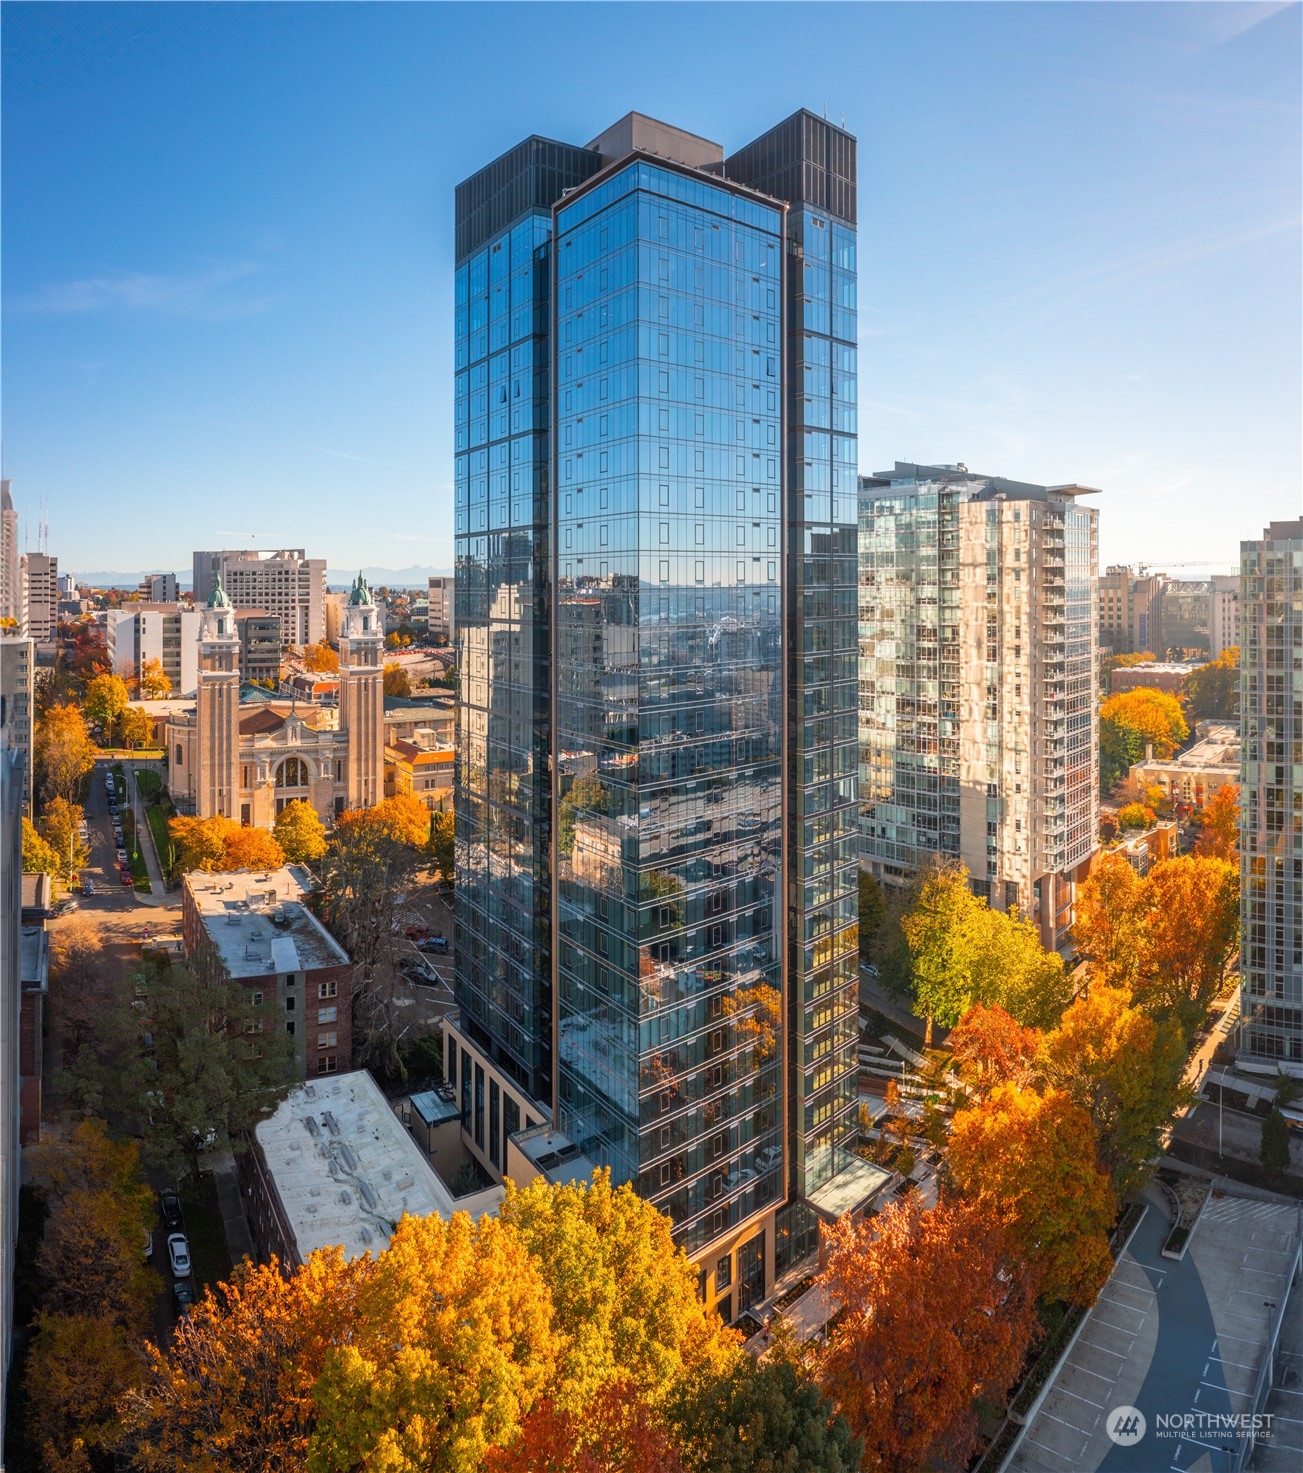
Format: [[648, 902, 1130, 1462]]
[[1108, 660, 1200, 696], [1098, 565, 1164, 656], [19, 552, 58, 644], [449, 109, 884, 1317], [235, 610, 283, 685], [192, 549, 326, 649], [104, 604, 201, 696], [859, 463, 1099, 950], [169, 574, 384, 827], [57, 573, 76, 600], [0, 482, 18, 627], [426, 575, 453, 643], [1127, 720, 1239, 814], [1209, 572, 1241, 659], [181, 866, 353, 1077], [138, 572, 179, 602], [0, 638, 35, 816], [238, 1071, 502, 1269], [1160, 578, 1212, 657], [1238, 518, 1303, 1074]]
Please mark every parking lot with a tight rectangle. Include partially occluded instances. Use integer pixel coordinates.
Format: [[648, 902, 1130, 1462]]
[[1010, 1186, 1302, 1473]]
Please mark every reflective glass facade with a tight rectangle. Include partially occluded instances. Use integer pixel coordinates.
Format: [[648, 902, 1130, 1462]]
[[552, 161, 786, 1253], [455, 112, 863, 1268], [454, 140, 602, 1101]]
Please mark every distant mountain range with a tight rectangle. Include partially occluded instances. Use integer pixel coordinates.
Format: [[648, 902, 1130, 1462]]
[[69, 565, 453, 590]]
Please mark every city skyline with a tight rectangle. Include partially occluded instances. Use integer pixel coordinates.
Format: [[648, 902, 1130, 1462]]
[[3, 2, 1299, 575]]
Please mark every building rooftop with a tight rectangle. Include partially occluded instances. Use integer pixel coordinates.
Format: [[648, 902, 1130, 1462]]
[[255, 1071, 501, 1261], [20, 872, 53, 917], [409, 1088, 460, 1129], [19, 927, 49, 991], [184, 866, 348, 979], [863, 463, 1101, 501], [512, 1123, 597, 1188]]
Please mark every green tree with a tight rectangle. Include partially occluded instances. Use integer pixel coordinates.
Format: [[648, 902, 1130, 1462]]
[[120, 705, 155, 750], [273, 798, 328, 864], [84, 671, 131, 747], [672, 1354, 861, 1473], [39, 797, 90, 884], [858, 871, 886, 961], [900, 861, 1069, 1032], [429, 808, 455, 882], [22, 816, 62, 885], [139, 961, 297, 1181], [34, 702, 97, 805], [1260, 1108, 1291, 1174], [1185, 647, 1239, 721]]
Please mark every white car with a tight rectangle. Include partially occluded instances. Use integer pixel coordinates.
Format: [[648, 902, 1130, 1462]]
[[167, 1233, 191, 1278]]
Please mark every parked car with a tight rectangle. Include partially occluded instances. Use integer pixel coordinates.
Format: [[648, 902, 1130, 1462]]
[[52, 898, 78, 917], [172, 1279, 195, 1314], [160, 1188, 183, 1230], [404, 925, 433, 940], [144, 1229, 153, 1262], [120, 868, 133, 886], [418, 935, 448, 954], [116, 847, 128, 862], [167, 1234, 190, 1278], [80, 877, 95, 897]]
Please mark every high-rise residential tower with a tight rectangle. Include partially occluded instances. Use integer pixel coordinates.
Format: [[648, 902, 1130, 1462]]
[[1238, 518, 1302, 1073], [449, 111, 875, 1310], [0, 482, 18, 627], [19, 552, 58, 644], [858, 463, 1099, 949]]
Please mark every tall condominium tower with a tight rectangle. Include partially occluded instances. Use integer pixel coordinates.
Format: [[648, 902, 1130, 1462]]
[[1238, 518, 1302, 1073], [858, 464, 1099, 949], [19, 553, 58, 644], [449, 111, 873, 1310], [0, 482, 18, 626]]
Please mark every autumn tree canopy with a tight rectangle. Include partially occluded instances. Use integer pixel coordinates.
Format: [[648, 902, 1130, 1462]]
[[273, 798, 329, 864], [900, 861, 1069, 1030], [84, 672, 132, 747], [21, 817, 62, 885], [1194, 784, 1239, 861], [1100, 686, 1189, 792], [428, 808, 455, 882], [304, 641, 340, 673], [949, 1084, 1116, 1305], [1184, 647, 1239, 720], [34, 702, 97, 805], [167, 814, 286, 876], [1072, 852, 1144, 990], [818, 1195, 1037, 1473], [1133, 854, 1239, 1033], [948, 1004, 1041, 1098], [39, 797, 90, 883], [138, 656, 172, 700], [383, 661, 413, 698]]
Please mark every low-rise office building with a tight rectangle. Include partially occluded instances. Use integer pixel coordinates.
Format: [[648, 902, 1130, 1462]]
[[384, 731, 454, 812], [239, 1070, 502, 1267], [181, 866, 353, 1077], [1108, 660, 1200, 696]]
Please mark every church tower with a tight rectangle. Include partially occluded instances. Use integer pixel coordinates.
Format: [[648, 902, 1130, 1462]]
[[195, 576, 241, 819], [338, 572, 384, 811]]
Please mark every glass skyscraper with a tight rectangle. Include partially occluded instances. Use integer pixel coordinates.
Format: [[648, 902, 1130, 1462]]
[[450, 113, 881, 1311]]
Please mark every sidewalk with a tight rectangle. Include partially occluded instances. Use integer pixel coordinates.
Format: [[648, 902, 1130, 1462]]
[[859, 968, 944, 1048], [210, 1149, 254, 1265], [128, 763, 170, 906]]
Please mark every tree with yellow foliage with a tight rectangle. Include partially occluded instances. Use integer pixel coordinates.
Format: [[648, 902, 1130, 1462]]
[[1194, 784, 1239, 861], [274, 798, 328, 863], [1071, 851, 1144, 991], [949, 1084, 1116, 1305], [304, 641, 340, 673], [138, 656, 172, 700], [308, 1212, 556, 1473], [34, 702, 97, 805], [167, 814, 285, 876], [1134, 855, 1239, 1033], [1101, 684, 1190, 791]]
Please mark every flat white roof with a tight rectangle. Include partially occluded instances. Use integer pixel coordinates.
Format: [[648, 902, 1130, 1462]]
[[184, 866, 348, 978], [255, 1070, 500, 1261]]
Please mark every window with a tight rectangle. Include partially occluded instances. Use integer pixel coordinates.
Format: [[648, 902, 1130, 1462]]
[[285, 996, 295, 1012], [490, 1081, 500, 1167], [716, 1254, 733, 1290], [317, 1031, 337, 1049], [315, 1005, 336, 1025], [286, 1021, 296, 1037], [318, 981, 337, 999], [252, 991, 263, 1006], [317, 1055, 337, 1075], [474, 1064, 485, 1148]]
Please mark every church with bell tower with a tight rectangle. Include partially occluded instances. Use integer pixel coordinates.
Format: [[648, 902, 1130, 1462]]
[[168, 573, 388, 828]]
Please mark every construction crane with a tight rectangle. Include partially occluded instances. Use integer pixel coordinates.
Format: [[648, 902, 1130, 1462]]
[[1134, 560, 1231, 577]]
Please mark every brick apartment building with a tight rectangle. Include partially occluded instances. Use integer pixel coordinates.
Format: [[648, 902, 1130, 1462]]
[[180, 865, 353, 1076]]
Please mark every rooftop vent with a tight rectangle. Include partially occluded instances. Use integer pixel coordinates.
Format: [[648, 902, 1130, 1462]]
[[358, 1181, 378, 1210], [303, 1117, 321, 1138], [322, 1111, 340, 1136], [339, 1189, 352, 1206], [338, 1143, 358, 1171]]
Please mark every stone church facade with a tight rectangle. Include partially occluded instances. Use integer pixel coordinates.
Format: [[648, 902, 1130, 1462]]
[[168, 574, 385, 828]]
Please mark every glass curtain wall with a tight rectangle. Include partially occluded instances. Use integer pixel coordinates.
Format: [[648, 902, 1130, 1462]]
[[552, 160, 786, 1253], [454, 140, 601, 1103]]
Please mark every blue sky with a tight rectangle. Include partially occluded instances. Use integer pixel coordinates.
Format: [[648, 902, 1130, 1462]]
[[3, 1, 1299, 578]]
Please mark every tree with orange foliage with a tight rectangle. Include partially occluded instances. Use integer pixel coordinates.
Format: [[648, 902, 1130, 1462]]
[[304, 640, 340, 673], [1072, 851, 1144, 991], [167, 814, 285, 876], [948, 1004, 1041, 1097], [221, 824, 286, 871], [1040, 986, 1189, 1194], [121, 1251, 367, 1472], [1194, 784, 1239, 862], [1116, 802, 1156, 831], [485, 1381, 684, 1473], [1134, 855, 1239, 1033], [818, 1195, 1037, 1473], [949, 1084, 1116, 1305]]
